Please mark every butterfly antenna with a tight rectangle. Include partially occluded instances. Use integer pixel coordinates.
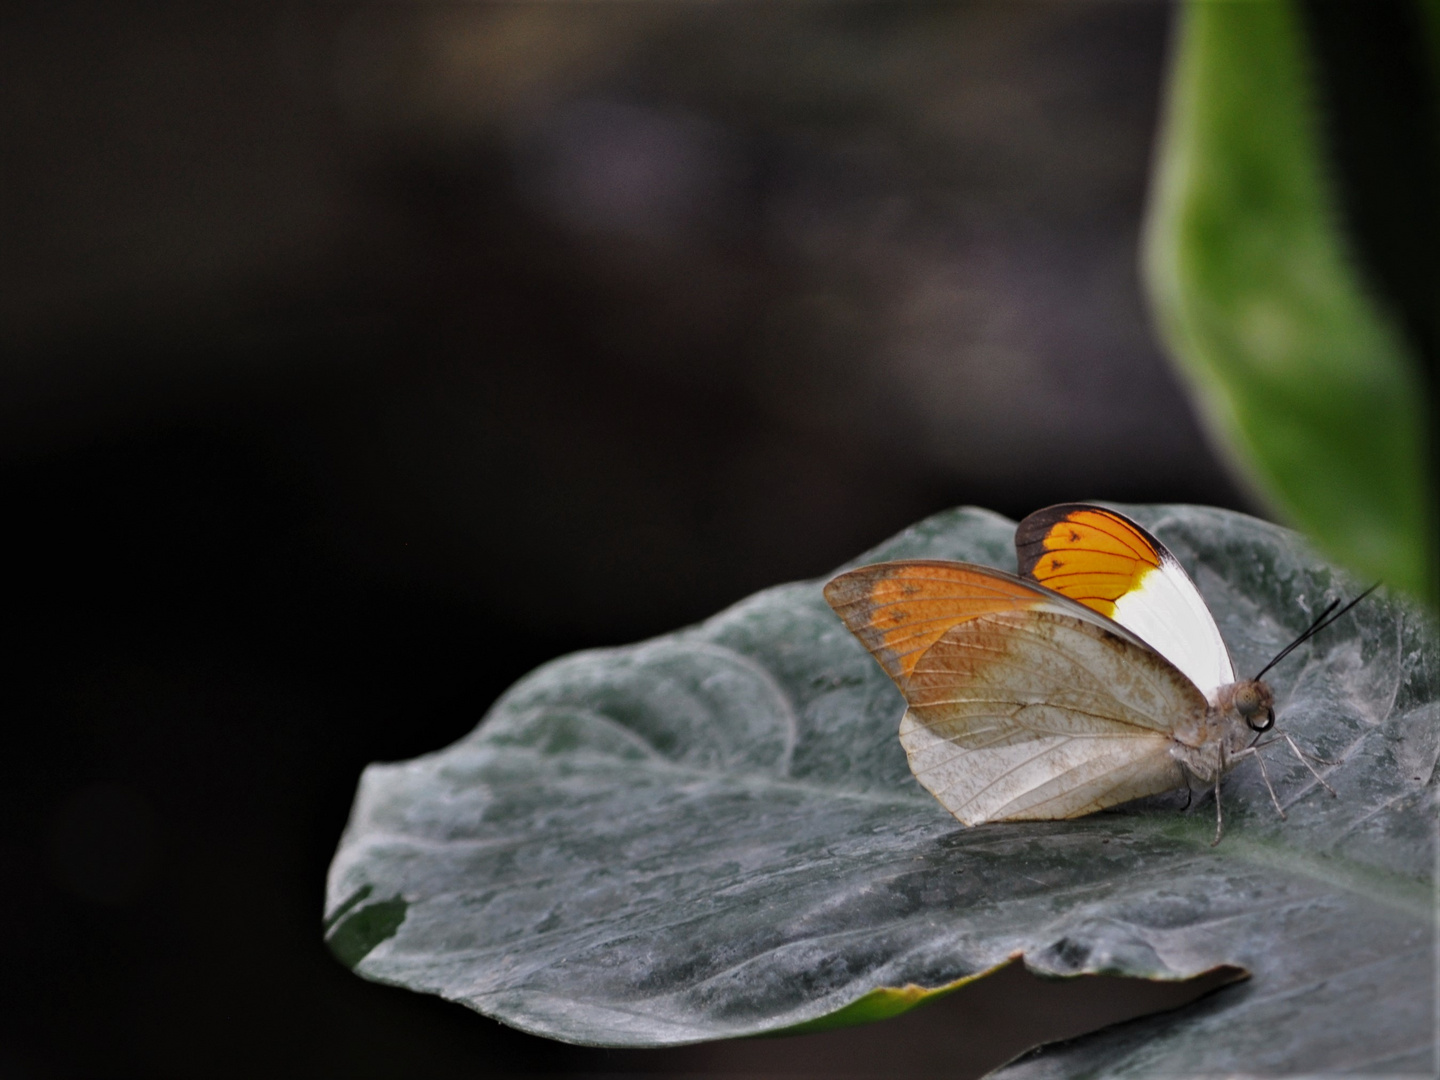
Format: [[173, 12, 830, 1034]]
[[1254, 583, 1381, 681], [1254, 598, 1340, 680]]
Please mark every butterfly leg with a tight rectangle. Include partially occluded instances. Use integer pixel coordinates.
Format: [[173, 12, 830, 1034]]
[[1252, 746, 1287, 819], [1253, 732, 1339, 768], [1285, 736, 1341, 768], [1210, 772, 1224, 846], [1283, 733, 1338, 797], [1228, 744, 1285, 818]]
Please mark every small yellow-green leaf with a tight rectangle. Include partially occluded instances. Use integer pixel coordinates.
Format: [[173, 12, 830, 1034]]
[[773, 968, 991, 1035]]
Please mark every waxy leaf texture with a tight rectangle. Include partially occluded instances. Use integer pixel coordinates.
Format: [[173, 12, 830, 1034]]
[[327, 505, 1436, 1074]]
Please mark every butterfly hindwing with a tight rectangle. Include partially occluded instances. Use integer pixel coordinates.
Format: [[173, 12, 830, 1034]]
[[1015, 503, 1235, 698], [901, 605, 1203, 823]]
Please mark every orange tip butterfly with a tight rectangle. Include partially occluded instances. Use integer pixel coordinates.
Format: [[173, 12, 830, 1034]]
[[825, 503, 1372, 844]]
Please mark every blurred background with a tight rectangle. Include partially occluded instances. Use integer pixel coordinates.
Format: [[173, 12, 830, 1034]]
[[2, 2, 1254, 1076]]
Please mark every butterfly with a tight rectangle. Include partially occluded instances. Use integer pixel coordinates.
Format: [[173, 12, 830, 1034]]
[[824, 503, 1369, 844]]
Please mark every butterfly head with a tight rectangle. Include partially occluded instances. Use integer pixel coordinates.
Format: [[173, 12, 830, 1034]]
[[1231, 679, 1275, 733]]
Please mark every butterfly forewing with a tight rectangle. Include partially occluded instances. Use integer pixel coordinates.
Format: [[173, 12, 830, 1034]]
[[822, 561, 1052, 689], [1015, 504, 1235, 698]]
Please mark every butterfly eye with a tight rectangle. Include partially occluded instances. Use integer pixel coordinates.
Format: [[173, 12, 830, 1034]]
[[1248, 707, 1275, 734]]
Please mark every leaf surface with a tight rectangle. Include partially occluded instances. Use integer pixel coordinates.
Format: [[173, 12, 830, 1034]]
[[326, 505, 1436, 1073]]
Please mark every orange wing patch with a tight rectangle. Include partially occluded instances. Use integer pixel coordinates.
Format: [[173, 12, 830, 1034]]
[[823, 561, 1045, 688], [1014, 504, 1162, 618]]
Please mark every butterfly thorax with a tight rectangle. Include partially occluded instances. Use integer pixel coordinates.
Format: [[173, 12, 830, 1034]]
[[1168, 678, 1275, 783]]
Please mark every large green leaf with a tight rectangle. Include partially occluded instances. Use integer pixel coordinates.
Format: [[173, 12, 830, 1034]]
[[1144, 1, 1434, 607], [326, 505, 1436, 1073]]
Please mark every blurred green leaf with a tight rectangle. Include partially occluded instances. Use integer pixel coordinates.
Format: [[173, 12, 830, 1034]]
[[1144, 0, 1435, 607], [327, 504, 1436, 1073]]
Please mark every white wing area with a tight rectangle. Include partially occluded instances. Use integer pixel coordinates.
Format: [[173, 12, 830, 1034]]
[[1112, 555, 1235, 701], [899, 607, 1204, 824]]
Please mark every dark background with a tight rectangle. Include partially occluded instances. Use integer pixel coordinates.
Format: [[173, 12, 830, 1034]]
[[2, 3, 1252, 1076]]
